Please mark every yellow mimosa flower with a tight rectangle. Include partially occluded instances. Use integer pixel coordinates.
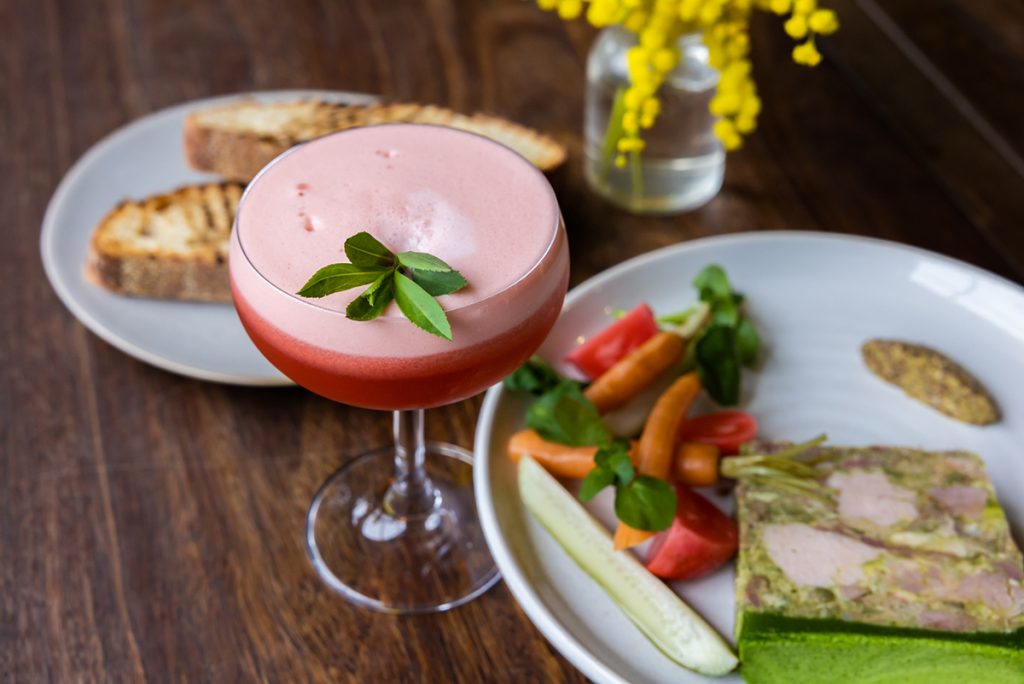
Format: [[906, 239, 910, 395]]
[[792, 39, 822, 65]]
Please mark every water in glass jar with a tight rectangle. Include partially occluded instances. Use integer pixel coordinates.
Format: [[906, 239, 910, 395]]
[[585, 28, 725, 214]]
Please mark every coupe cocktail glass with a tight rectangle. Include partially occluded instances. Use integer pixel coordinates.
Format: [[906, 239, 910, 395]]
[[229, 124, 569, 613]]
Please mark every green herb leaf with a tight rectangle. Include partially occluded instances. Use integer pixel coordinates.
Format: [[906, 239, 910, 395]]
[[693, 264, 732, 303], [396, 251, 455, 272], [710, 294, 739, 327], [736, 316, 760, 366], [410, 268, 468, 296], [297, 263, 391, 298], [346, 273, 395, 321], [344, 231, 395, 267], [696, 324, 742, 405], [614, 476, 677, 532], [526, 381, 610, 446], [579, 467, 615, 502], [504, 356, 565, 395], [393, 272, 452, 340], [599, 441, 635, 482], [580, 441, 634, 502]]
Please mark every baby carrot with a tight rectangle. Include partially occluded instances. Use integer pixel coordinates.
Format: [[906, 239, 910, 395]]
[[614, 373, 701, 550], [584, 331, 685, 413], [507, 429, 639, 480], [674, 442, 721, 487], [507, 429, 599, 479]]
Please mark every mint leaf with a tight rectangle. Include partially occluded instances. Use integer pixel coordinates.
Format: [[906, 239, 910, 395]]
[[393, 272, 452, 340], [411, 269, 467, 296], [614, 476, 676, 532], [696, 324, 741, 405], [396, 251, 454, 272], [345, 232, 394, 267], [579, 467, 614, 502], [504, 356, 565, 395], [736, 316, 760, 366], [527, 381, 609, 446], [346, 273, 395, 321], [297, 263, 390, 298], [694, 264, 731, 303]]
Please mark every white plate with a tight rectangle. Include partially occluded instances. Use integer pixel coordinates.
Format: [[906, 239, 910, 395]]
[[474, 231, 1024, 684], [40, 89, 377, 384]]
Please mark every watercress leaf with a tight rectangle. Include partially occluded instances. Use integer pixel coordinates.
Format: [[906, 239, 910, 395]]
[[503, 356, 565, 395], [594, 444, 614, 468], [344, 231, 395, 267], [696, 324, 742, 406], [609, 451, 635, 484], [710, 294, 739, 327], [393, 272, 452, 340], [346, 273, 395, 321], [526, 381, 610, 446], [396, 251, 455, 272], [410, 268, 468, 296], [614, 476, 677, 532], [736, 316, 761, 366], [297, 263, 391, 298], [594, 441, 633, 482], [579, 467, 615, 502], [693, 264, 731, 303]]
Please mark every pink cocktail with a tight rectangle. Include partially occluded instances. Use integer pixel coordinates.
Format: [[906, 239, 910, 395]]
[[230, 124, 568, 612]]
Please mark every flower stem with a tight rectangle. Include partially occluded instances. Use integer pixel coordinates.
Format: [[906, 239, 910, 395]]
[[630, 149, 644, 201], [599, 86, 627, 182]]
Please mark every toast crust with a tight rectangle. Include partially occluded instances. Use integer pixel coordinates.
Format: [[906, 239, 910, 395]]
[[88, 183, 242, 303], [184, 100, 567, 181]]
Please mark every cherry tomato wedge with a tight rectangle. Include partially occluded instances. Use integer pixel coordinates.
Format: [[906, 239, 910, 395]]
[[645, 485, 738, 581], [565, 304, 659, 380], [677, 410, 757, 455]]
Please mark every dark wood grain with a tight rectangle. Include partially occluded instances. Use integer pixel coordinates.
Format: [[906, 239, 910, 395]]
[[3, 0, 1023, 681]]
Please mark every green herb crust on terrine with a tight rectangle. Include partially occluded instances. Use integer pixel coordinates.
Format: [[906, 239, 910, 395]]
[[735, 444, 1024, 684]]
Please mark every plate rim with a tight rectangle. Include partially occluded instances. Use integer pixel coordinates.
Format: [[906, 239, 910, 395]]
[[39, 89, 377, 386], [473, 229, 1024, 684]]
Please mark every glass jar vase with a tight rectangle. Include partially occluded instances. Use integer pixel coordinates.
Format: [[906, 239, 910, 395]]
[[584, 27, 724, 214]]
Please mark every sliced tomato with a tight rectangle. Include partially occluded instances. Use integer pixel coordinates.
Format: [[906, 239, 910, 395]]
[[677, 410, 757, 456], [565, 303, 659, 380], [645, 485, 738, 581]]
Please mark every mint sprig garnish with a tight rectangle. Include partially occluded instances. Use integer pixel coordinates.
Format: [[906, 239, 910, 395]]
[[296, 231, 467, 340]]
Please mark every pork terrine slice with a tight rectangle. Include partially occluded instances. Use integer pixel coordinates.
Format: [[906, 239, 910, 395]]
[[735, 444, 1024, 683]]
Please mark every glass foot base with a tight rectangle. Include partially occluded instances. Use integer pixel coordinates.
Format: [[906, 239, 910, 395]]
[[305, 442, 500, 614]]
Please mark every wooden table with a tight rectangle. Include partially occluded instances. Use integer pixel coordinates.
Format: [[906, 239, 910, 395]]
[[5, 1, 1023, 681]]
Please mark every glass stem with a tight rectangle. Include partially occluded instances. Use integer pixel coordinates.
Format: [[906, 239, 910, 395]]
[[383, 409, 440, 516]]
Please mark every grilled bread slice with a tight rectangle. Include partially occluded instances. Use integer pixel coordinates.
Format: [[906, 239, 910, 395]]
[[88, 183, 243, 303], [184, 100, 567, 181]]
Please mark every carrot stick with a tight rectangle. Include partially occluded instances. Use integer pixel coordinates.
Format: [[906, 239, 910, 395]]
[[507, 429, 639, 479], [614, 372, 701, 550], [507, 429, 599, 479], [584, 331, 685, 413], [674, 442, 721, 487]]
